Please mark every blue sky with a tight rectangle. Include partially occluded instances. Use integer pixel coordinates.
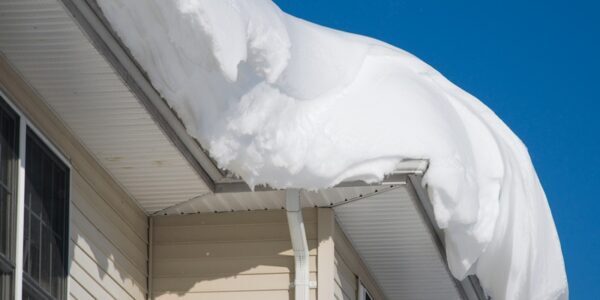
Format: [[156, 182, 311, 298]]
[[274, 0, 599, 298]]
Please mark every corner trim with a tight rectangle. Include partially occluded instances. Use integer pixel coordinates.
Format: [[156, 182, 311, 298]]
[[317, 208, 335, 299]]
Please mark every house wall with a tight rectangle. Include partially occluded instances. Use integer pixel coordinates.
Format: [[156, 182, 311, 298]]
[[315, 208, 385, 300], [151, 208, 318, 300], [0, 56, 149, 299], [332, 215, 385, 300], [334, 250, 358, 300]]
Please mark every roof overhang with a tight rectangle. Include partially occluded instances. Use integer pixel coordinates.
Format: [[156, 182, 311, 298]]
[[3, 1, 488, 298], [0, 0, 212, 213], [60, 0, 226, 190], [63, 1, 489, 298]]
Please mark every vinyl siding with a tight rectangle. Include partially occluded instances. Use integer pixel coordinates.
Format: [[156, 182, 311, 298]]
[[333, 220, 385, 300], [0, 56, 149, 299], [69, 172, 148, 299], [334, 251, 357, 300], [152, 209, 318, 300]]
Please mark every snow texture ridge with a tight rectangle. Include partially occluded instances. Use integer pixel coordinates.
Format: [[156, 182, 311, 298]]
[[97, 0, 568, 299]]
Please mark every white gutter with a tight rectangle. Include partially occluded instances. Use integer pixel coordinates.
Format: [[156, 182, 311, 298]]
[[286, 189, 311, 300]]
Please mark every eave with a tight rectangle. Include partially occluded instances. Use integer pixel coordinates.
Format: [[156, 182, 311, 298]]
[[60, 0, 225, 191], [57, 1, 489, 298]]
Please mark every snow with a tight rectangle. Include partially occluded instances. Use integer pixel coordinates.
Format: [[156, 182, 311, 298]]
[[97, 0, 568, 299]]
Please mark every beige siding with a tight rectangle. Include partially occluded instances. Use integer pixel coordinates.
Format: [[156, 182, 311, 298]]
[[333, 221, 385, 300], [334, 251, 358, 300], [152, 209, 318, 300], [0, 56, 148, 299]]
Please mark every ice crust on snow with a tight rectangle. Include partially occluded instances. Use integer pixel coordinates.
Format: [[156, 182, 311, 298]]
[[98, 0, 568, 299]]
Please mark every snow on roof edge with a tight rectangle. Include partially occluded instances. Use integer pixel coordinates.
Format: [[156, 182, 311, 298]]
[[95, 1, 568, 299]]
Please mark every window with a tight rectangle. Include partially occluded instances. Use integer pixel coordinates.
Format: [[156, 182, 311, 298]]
[[358, 281, 374, 300], [0, 97, 19, 300], [0, 94, 69, 300], [22, 129, 69, 300]]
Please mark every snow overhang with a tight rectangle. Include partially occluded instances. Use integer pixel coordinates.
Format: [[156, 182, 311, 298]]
[[56, 0, 435, 196], [4, 0, 437, 214], [1, 1, 567, 299], [36, 3, 488, 297]]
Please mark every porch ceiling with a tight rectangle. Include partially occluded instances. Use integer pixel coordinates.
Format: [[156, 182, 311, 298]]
[[0, 0, 211, 213], [159, 173, 482, 300]]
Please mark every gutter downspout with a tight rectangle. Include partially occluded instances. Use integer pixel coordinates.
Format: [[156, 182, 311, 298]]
[[286, 189, 310, 300]]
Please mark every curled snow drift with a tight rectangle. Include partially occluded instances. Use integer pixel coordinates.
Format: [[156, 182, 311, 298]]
[[98, 0, 567, 299]]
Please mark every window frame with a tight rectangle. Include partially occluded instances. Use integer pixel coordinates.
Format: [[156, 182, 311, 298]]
[[0, 95, 19, 300], [358, 280, 374, 300], [0, 89, 71, 300]]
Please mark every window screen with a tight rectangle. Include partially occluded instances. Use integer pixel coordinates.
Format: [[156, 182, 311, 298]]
[[22, 129, 69, 300], [0, 97, 19, 300]]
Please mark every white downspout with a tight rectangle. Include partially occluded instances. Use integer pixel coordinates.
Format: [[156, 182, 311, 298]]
[[286, 189, 311, 300]]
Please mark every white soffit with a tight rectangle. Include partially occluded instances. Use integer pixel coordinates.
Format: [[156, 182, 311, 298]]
[[334, 186, 463, 300], [0, 0, 210, 213]]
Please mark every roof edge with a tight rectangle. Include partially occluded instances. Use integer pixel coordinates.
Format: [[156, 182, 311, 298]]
[[214, 159, 428, 194]]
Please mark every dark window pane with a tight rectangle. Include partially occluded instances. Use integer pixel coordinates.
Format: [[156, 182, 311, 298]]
[[0, 189, 8, 258], [23, 207, 30, 274], [23, 129, 69, 300], [51, 241, 61, 298], [40, 226, 51, 291], [0, 273, 13, 300], [29, 216, 40, 282], [52, 167, 64, 234], [0, 96, 19, 300], [30, 144, 42, 217]]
